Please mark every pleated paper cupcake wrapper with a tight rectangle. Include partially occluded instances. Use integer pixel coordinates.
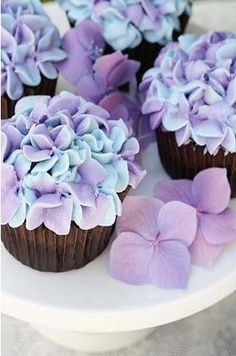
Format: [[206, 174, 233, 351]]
[[1, 77, 57, 120], [1, 223, 115, 272], [1, 188, 130, 272], [156, 128, 236, 198], [69, 12, 190, 83]]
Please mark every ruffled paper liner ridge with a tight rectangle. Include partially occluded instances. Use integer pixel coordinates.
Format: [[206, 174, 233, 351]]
[[156, 128, 236, 197], [1, 188, 129, 272]]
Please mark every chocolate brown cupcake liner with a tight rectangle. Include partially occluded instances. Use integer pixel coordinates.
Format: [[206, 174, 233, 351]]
[[156, 128, 236, 197], [1, 223, 115, 272], [1, 188, 130, 272], [1, 76, 57, 120]]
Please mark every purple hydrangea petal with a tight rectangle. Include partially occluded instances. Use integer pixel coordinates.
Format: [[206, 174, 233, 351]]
[[75, 73, 103, 103], [127, 161, 146, 189], [158, 202, 197, 246], [148, 240, 191, 289], [117, 196, 163, 240], [110, 231, 154, 285], [154, 179, 193, 205], [189, 227, 224, 268], [192, 168, 230, 214], [199, 209, 236, 245]]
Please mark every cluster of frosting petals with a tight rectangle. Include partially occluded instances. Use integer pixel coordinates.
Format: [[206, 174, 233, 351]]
[[1, 0, 66, 100], [58, 0, 191, 50], [140, 31, 236, 154], [1, 91, 145, 234], [110, 168, 236, 289]]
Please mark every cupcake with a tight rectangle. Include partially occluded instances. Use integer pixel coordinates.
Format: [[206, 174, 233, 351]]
[[58, 0, 191, 80], [1, 91, 145, 272], [1, 0, 66, 119], [140, 31, 236, 197]]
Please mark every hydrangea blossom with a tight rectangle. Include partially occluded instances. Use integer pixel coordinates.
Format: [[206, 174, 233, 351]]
[[57, 21, 140, 104], [57, 21, 151, 145], [58, 0, 191, 50], [110, 196, 197, 289], [1, 0, 66, 100], [155, 168, 236, 267], [1, 91, 145, 234], [140, 31, 236, 154]]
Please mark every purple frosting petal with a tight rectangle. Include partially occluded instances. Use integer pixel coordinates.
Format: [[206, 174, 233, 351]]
[[1, 163, 21, 224]]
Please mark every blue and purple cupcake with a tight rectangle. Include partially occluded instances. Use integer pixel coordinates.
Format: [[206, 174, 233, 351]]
[[1, 0, 66, 119], [140, 31, 236, 196], [58, 0, 191, 80], [1, 91, 144, 271]]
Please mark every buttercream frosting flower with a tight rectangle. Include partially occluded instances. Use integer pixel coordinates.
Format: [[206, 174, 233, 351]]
[[1, 91, 145, 234], [140, 32, 236, 155], [155, 168, 236, 267], [58, 0, 191, 51], [1, 0, 47, 18], [140, 31, 236, 154], [1, 0, 66, 100], [110, 196, 197, 289]]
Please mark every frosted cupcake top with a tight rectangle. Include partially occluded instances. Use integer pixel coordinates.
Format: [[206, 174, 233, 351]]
[[140, 31, 236, 154], [1, 91, 145, 234], [1, 0, 66, 100], [58, 0, 191, 51]]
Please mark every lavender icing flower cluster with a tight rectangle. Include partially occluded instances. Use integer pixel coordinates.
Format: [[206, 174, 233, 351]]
[[1, 92, 145, 235], [1, 0, 66, 100], [140, 31, 236, 154], [58, 0, 191, 51]]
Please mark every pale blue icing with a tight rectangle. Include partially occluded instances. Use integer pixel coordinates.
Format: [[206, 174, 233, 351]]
[[58, 0, 191, 50], [57, 0, 95, 26], [1, 1, 66, 100], [1, 92, 143, 232]]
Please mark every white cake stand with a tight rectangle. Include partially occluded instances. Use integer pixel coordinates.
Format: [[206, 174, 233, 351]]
[[2, 141, 236, 352], [2, 2, 236, 353]]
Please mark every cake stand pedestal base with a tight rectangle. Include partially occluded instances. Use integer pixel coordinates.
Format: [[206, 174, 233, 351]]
[[33, 325, 155, 353]]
